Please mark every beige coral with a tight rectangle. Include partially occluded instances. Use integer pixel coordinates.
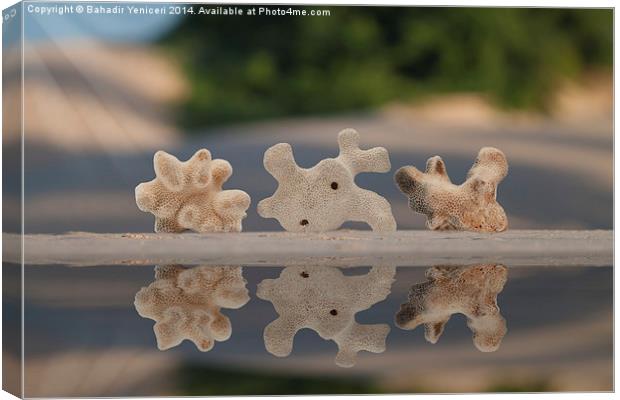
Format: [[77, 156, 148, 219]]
[[134, 265, 250, 351], [256, 265, 396, 367], [257, 128, 397, 232], [395, 264, 508, 352], [394, 147, 508, 232], [135, 149, 251, 233]]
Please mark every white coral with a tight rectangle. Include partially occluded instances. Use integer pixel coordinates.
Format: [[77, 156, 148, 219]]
[[395, 264, 508, 352], [395, 147, 508, 232], [258, 129, 397, 232], [134, 265, 250, 352], [257, 265, 396, 367], [135, 149, 251, 233]]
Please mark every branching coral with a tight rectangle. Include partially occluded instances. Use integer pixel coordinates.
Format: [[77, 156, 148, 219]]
[[258, 129, 397, 232], [134, 265, 250, 351], [135, 149, 251, 233], [395, 147, 508, 232], [257, 265, 396, 367], [395, 264, 508, 352]]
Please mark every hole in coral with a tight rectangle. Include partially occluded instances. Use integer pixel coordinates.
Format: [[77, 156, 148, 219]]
[[300, 219, 309, 226], [331, 182, 338, 190], [330, 309, 338, 316], [300, 271, 309, 278]]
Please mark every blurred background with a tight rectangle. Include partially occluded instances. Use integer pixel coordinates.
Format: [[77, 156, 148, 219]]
[[2, 5, 612, 233]]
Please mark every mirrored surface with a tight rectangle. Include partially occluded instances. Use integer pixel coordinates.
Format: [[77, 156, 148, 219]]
[[18, 261, 612, 396]]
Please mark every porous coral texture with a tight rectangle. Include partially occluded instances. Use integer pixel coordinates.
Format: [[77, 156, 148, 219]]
[[258, 128, 396, 232], [134, 265, 250, 351], [394, 147, 508, 232], [257, 265, 396, 367], [135, 149, 251, 233], [395, 264, 508, 352]]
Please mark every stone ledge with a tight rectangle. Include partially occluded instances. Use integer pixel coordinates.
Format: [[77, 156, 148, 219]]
[[3, 230, 612, 267]]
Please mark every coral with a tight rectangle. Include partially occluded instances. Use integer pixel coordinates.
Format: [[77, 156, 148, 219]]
[[257, 128, 397, 232], [394, 147, 508, 232], [135, 149, 251, 233], [395, 264, 508, 352], [134, 265, 250, 351], [256, 265, 396, 367]]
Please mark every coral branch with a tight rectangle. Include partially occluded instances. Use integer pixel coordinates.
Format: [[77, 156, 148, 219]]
[[258, 128, 396, 232], [136, 149, 251, 233], [395, 147, 508, 232]]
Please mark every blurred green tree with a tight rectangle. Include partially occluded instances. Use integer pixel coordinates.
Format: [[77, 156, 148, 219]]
[[177, 364, 382, 395], [161, 7, 612, 129]]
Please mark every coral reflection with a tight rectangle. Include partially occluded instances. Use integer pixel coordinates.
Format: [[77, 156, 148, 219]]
[[134, 265, 250, 351], [396, 264, 508, 352], [257, 265, 396, 367]]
